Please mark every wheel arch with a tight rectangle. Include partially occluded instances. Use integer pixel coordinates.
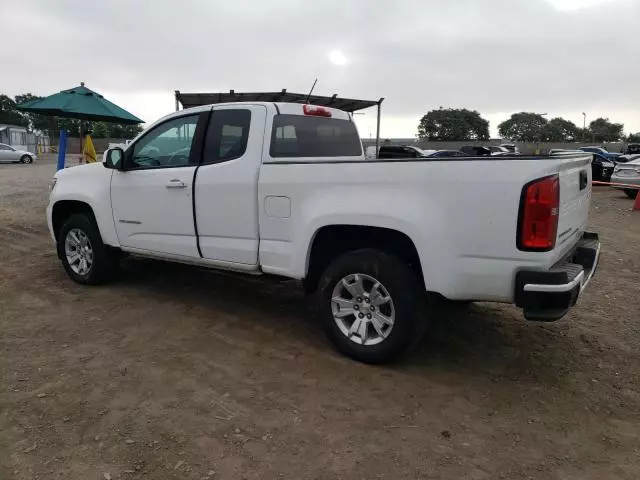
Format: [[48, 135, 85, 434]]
[[51, 200, 98, 242], [303, 224, 425, 294]]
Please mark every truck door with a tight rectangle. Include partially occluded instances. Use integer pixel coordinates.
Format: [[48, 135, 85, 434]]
[[110, 113, 202, 258], [193, 104, 267, 265]]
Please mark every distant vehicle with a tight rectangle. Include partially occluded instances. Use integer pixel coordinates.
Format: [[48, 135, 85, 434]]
[[426, 150, 467, 158], [489, 146, 512, 156], [625, 143, 640, 155], [578, 146, 621, 162], [615, 154, 640, 164], [611, 157, 640, 198], [549, 149, 579, 156], [591, 153, 615, 182], [0, 143, 36, 164], [107, 139, 134, 151], [377, 145, 435, 158], [460, 145, 491, 156], [550, 149, 614, 181], [501, 144, 520, 154]]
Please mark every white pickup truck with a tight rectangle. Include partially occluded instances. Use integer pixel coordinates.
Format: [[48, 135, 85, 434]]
[[47, 102, 600, 363]]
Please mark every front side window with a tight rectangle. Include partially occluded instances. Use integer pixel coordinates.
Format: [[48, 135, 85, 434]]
[[202, 109, 251, 164], [128, 114, 199, 169], [0, 144, 12, 151], [270, 114, 362, 158]]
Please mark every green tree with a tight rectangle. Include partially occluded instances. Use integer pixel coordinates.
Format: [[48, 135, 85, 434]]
[[14, 93, 60, 133], [628, 132, 640, 143], [108, 123, 143, 139], [498, 112, 548, 141], [417, 108, 489, 141], [0, 95, 28, 126], [588, 118, 624, 142], [543, 117, 580, 142], [91, 122, 110, 138]]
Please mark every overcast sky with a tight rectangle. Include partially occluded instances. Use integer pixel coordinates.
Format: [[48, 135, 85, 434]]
[[2, 0, 639, 138]]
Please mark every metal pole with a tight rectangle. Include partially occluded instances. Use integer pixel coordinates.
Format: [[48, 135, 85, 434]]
[[375, 98, 384, 159], [79, 121, 83, 163], [175, 90, 180, 111], [57, 129, 67, 171]]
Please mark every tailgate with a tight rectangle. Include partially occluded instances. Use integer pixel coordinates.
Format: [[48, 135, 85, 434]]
[[554, 153, 592, 257]]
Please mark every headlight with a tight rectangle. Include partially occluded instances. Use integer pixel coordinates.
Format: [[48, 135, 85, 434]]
[[49, 178, 57, 192]]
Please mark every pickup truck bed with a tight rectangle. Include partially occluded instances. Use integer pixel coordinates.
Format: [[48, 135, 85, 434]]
[[47, 102, 600, 363]]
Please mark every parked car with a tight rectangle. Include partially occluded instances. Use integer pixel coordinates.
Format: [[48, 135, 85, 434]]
[[611, 158, 640, 198], [550, 150, 614, 182], [378, 145, 435, 158], [425, 150, 467, 158], [501, 143, 520, 154], [625, 143, 640, 155], [591, 153, 615, 182], [578, 146, 621, 162], [460, 145, 491, 156], [0, 143, 36, 164], [548, 149, 577, 156], [616, 154, 640, 164], [489, 146, 512, 156], [47, 102, 600, 363]]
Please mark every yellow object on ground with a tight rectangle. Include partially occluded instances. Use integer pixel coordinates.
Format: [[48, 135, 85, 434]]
[[83, 134, 97, 163]]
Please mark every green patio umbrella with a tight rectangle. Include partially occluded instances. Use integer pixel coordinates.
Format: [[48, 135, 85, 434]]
[[16, 83, 143, 170], [16, 83, 143, 124]]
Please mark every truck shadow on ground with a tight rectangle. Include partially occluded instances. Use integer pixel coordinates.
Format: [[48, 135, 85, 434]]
[[115, 256, 580, 383]]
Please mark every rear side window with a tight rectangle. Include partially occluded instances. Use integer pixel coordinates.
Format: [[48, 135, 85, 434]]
[[270, 114, 362, 158], [202, 109, 251, 164]]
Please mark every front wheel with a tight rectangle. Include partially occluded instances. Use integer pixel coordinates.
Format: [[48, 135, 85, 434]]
[[57, 214, 116, 285], [624, 189, 638, 199], [20, 155, 33, 164], [317, 249, 427, 364]]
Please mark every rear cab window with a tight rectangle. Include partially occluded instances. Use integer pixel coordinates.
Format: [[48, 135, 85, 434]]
[[202, 109, 251, 164], [270, 113, 362, 158]]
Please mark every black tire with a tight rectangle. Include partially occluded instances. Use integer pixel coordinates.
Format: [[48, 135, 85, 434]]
[[57, 214, 116, 285], [20, 155, 33, 164], [317, 249, 427, 364], [624, 189, 638, 199]]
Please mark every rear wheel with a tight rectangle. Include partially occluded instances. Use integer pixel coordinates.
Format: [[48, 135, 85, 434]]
[[624, 189, 638, 199], [57, 214, 117, 285], [317, 249, 427, 364], [20, 155, 33, 164]]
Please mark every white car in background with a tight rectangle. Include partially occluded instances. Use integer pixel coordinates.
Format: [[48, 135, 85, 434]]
[[0, 143, 36, 164], [611, 158, 640, 198]]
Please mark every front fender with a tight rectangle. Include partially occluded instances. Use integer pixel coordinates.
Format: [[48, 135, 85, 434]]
[[49, 164, 119, 247]]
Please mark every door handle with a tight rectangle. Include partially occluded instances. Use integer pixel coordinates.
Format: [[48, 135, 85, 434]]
[[166, 179, 187, 188], [579, 170, 588, 190]]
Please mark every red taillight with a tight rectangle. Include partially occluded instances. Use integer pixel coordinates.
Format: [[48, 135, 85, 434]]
[[518, 174, 560, 251], [303, 104, 332, 117]]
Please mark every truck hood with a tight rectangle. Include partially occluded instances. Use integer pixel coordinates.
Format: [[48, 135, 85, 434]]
[[55, 161, 107, 179]]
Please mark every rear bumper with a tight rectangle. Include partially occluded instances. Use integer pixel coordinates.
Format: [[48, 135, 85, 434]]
[[514, 232, 600, 321]]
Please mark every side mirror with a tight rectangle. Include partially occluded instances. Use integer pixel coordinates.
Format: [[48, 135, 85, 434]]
[[103, 147, 124, 170]]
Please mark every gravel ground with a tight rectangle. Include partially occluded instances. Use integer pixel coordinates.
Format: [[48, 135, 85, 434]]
[[1, 159, 639, 480]]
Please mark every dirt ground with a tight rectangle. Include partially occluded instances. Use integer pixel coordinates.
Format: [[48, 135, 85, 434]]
[[1, 158, 639, 480]]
